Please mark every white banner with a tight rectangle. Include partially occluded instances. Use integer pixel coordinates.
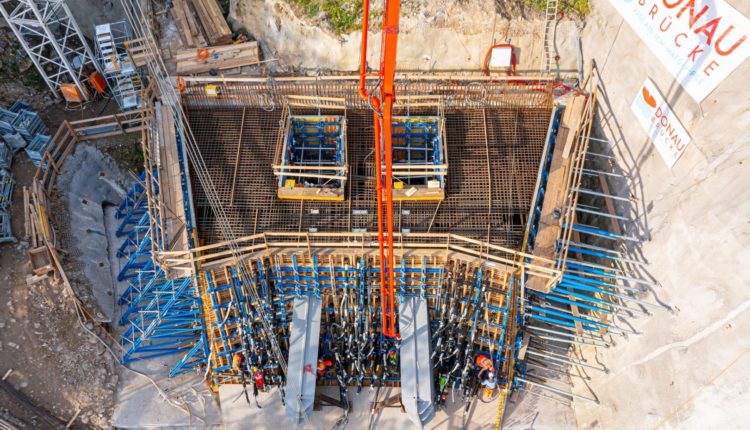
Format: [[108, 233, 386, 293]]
[[631, 78, 692, 167], [609, 0, 750, 101]]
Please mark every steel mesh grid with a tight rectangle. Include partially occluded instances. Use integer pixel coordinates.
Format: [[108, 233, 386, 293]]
[[186, 85, 550, 250], [180, 79, 553, 110]]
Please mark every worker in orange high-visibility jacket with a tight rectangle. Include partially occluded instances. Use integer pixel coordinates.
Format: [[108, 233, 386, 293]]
[[476, 354, 495, 373], [232, 352, 244, 372]]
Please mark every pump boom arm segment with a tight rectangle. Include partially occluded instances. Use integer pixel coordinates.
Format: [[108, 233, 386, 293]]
[[359, 0, 401, 338]]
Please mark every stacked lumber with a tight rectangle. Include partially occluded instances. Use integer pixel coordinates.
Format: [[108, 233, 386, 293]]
[[175, 42, 260, 74], [171, 0, 206, 47], [188, 0, 233, 45]]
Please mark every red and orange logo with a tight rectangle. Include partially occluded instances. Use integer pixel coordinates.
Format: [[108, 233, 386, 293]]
[[642, 87, 657, 108]]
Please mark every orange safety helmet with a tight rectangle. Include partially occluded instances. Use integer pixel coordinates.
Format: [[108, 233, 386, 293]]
[[475, 354, 494, 373], [175, 76, 186, 93], [317, 359, 332, 371]]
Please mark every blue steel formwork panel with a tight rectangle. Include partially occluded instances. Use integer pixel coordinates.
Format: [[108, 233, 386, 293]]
[[11, 110, 47, 143], [278, 115, 347, 190], [0, 109, 18, 135], [391, 116, 445, 188], [115, 169, 161, 282], [24, 135, 51, 167], [8, 100, 31, 114], [115, 171, 147, 219], [0, 142, 12, 171]]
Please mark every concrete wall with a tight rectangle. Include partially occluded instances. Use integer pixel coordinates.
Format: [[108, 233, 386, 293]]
[[573, 0, 750, 428]]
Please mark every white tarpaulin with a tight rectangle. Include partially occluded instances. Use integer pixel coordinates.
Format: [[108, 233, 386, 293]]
[[609, 0, 750, 101], [631, 78, 692, 167]]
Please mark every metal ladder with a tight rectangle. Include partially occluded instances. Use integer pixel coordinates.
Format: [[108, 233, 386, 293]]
[[540, 0, 559, 74]]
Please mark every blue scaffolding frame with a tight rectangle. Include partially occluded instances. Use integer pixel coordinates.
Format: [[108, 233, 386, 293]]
[[115, 173, 209, 377]]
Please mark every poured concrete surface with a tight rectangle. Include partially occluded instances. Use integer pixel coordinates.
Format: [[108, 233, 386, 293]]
[[59, 144, 131, 322], [571, 0, 750, 428], [112, 360, 222, 429], [220, 384, 568, 430], [219, 385, 497, 430]]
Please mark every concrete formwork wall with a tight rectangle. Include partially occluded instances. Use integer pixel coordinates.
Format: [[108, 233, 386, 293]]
[[574, 0, 750, 428]]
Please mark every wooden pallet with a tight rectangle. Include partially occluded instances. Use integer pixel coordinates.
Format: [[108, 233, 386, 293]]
[[176, 41, 260, 74]]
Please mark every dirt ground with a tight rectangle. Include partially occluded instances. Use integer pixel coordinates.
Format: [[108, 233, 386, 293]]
[[0, 155, 118, 429], [0, 99, 133, 428]]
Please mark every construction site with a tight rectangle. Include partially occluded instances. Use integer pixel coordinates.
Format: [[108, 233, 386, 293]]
[[0, 0, 748, 429]]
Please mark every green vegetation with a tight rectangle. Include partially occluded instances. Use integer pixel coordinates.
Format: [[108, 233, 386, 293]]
[[288, 0, 363, 34], [523, 0, 590, 17]]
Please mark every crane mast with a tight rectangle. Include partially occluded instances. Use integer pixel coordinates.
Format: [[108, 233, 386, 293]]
[[359, 0, 401, 338]]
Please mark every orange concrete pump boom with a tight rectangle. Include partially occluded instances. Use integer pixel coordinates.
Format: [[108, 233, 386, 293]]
[[359, 0, 401, 338]]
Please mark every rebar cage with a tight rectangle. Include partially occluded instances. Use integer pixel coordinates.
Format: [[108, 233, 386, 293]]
[[391, 114, 447, 201], [182, 78, 553, 249], [274, 113, 348, 201]]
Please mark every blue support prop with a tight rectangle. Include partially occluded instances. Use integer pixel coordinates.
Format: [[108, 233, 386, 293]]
[[115, 174, 208, 376], [115, 171, 147, 218]]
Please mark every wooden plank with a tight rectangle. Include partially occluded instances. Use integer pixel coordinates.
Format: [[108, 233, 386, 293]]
[[22, 187, 30, 241], [271, 165, 348, 171], [526, 101, 582, 293], [176, 42, 260, 74], [171, 0, 194, 47], [179, 74, 558, 83], [178, 56, 264, 75], [561, 95, 586, 159], [157, 102, 189, 257], [176, 44, 259, 64], [517, 332, 531, 360], [174, 41, 254, 60], [187, 0, 232, 45], [182, 0, 207, 46]]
